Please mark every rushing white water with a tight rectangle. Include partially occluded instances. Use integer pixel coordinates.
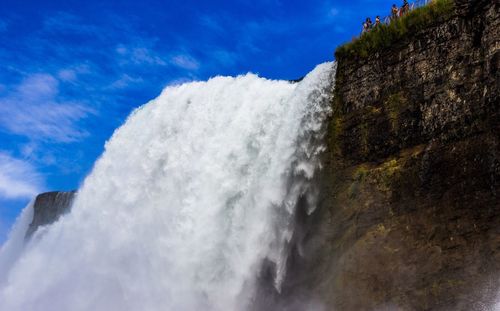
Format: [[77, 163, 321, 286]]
[[0, 201, 33, 284], [0, 62, 335, 311]]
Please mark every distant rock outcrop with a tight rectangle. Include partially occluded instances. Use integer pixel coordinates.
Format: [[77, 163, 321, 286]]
[[25, 191, 76, 239]]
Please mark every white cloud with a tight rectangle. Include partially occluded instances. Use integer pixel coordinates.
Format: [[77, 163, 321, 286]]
[[132, 47, 167, 65], [0, 153, 43, 199], [109, 74, 144, 89], [57, 64, 92, 82], [18, 142, 56, 166], [115, 44, 167, 66], [170, 54, 200, 71], [0, 73, 92, 143], [18, 74, 58, 98]]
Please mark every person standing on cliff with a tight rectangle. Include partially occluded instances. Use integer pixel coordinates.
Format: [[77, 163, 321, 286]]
[[362, 18, 372, 34], [375, 16, 381, 27], [401, 0, 410, 15], [391, 4, 399, 20], [362, 21, 368, 34], [366, 17, 373, 30]]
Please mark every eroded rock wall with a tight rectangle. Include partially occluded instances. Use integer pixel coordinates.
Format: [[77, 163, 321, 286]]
[[25, 191, 76, 239], [280, 0, 499, 310]]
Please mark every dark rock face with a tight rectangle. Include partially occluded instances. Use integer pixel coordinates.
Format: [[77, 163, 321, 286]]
[[279, 0, 499, 310], [25, 191, 76, 239]]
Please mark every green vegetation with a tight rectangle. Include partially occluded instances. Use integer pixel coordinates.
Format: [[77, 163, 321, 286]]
[[335, 0, 454, 60]]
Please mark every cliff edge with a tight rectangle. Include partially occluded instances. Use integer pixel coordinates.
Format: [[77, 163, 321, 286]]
[[281, 0, 499, 310]]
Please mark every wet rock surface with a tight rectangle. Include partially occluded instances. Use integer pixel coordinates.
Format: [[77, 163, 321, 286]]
[[278, 0, 499, 310]]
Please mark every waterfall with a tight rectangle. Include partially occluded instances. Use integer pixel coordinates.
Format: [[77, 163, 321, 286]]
[[0, 62, 335, 311], [0, 201, 34, 284]]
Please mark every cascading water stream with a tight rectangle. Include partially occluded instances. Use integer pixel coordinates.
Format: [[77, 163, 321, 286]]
[[0, 62, 335, 311], [0, 201, 34, 282]]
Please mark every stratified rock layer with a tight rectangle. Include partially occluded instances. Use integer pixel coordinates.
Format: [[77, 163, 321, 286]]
[[281, 0, 499, 310], [25, 191, 75, 239]]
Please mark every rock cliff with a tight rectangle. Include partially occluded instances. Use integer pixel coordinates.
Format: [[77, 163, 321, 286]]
[[25, 191, 76, 239], [279, 0, 499, 310]]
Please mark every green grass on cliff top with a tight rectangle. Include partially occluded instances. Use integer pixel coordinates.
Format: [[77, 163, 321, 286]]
[[335, 0, 454, 60]]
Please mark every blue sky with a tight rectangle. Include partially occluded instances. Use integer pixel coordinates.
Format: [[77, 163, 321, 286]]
[[0, 0, 396, 242]]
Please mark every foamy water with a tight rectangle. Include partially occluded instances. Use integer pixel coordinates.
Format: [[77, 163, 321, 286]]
[[0, 62, 335, 311]]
